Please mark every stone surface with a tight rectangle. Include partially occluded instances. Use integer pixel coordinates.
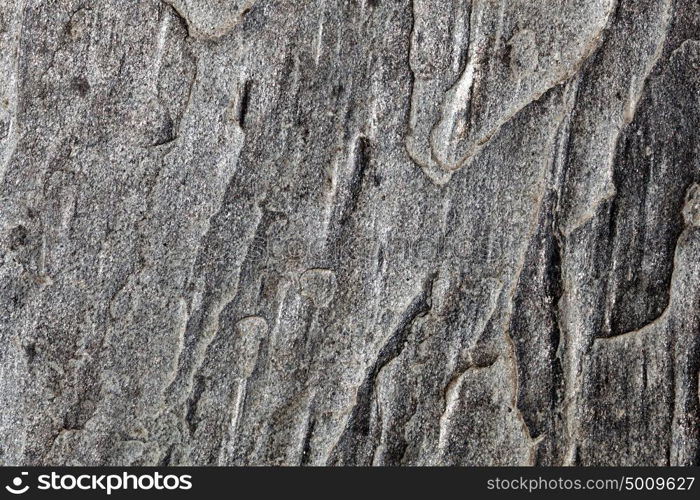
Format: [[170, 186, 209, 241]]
[[0, 0, 698, 466]]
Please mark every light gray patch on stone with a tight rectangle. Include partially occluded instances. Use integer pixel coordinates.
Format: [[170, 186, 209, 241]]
[[299, 269, 337, 308]]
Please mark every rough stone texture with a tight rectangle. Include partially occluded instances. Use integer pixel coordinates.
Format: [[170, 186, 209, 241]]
[[0, 0, 698, 466]]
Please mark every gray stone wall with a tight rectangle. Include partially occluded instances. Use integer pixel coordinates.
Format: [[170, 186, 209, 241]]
[[0, 0, 698, 465]]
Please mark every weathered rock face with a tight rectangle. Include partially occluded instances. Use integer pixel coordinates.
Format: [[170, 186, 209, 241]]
[[0, 0, 698, 466]]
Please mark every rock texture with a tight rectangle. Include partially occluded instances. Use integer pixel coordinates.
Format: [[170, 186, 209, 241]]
[[0, 0, 698, 466]]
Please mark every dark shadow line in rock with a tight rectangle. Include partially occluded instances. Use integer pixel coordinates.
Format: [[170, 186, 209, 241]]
[[327, 272, 436, 464]]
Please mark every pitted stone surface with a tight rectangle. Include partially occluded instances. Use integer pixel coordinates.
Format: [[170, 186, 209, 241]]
[[0, 0, 698, 466]]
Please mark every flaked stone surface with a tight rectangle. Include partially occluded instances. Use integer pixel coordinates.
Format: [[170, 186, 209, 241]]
[[0, 0, 698, 466]]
